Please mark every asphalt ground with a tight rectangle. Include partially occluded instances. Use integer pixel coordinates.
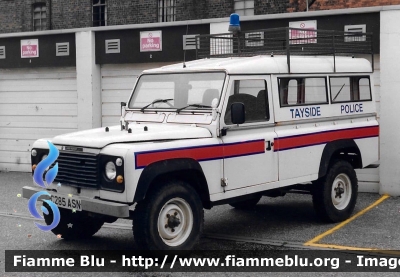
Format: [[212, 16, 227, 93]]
[[1, 171, 400, 277]]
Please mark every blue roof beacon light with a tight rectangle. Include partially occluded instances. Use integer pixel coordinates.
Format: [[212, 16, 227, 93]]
[[228, 13, 241, 33]]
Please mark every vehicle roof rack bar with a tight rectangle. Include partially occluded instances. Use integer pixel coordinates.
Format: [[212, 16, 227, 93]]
[[286, 28, 290, 73], [195, 27, 374, 73]]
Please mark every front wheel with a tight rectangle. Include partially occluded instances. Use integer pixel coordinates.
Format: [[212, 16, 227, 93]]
[[312, 160, 358, 222], [133, 180, 204, 250]]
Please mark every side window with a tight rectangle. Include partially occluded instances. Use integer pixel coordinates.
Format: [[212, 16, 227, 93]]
[[224, 79, 269, 125], [330, 76, 372, 103], [279, 77, 328, 106]]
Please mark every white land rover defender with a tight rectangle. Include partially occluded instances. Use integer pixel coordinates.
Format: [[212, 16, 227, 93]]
[[23, 27, 379, 250]]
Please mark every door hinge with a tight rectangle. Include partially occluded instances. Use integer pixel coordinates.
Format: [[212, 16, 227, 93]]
[[221, 178, 228, 192]]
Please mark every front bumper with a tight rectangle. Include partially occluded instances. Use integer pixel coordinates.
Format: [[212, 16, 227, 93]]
[[22, 186, 130, 218]]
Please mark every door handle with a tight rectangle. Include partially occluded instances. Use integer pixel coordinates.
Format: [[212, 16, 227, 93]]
[[266, 140, 274, 151]]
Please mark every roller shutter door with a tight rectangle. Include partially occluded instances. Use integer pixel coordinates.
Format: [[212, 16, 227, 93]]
[[0, 67, 77, 172]]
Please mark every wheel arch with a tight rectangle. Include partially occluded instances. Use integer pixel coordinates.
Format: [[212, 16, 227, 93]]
[[318, 139, 362, 178], [134, 158, 211, 209]]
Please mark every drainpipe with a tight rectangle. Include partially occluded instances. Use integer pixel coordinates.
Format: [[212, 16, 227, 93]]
[[48, 0, 52, 30]]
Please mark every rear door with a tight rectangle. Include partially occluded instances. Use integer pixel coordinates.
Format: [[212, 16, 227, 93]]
[[220, 75, 278, 191]]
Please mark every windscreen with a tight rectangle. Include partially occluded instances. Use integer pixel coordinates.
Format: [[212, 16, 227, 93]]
[[128, 72, 226, 110]]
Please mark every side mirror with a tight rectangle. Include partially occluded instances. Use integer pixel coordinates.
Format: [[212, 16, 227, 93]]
[[120, 102, 127, 130], [231, 102, 245, 125]]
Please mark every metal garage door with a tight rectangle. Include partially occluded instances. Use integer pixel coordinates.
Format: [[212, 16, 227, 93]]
[[101, 63, 172, 127], [0, 67, 77, 172]]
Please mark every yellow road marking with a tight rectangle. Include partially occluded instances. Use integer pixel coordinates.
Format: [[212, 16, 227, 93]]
[[308, 243, 400, 256], [305, 194, 390, 247], [309, 243, 377, 251]]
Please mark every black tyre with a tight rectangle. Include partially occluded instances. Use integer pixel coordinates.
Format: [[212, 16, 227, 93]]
[[229, 195, 262, 209], [43, 202, 104, 240], [312, 160, 358, 222], [133, 180, 204, 250]]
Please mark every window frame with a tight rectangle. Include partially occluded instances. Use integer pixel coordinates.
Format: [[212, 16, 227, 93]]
[[32, 3, 47, 31], [278, 77, 329, 108], [92, 0, 107, 27], [158, 0, 176, 23], [224, 78, 270, 125], [234, 0, 255, 16], [329, 75, 372, 104], [127, 71, 227, 111]]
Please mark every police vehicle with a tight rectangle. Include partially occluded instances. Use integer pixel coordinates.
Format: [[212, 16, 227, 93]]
[[23, 22, 378, 250]]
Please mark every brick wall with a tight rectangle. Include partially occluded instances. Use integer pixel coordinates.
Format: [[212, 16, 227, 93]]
[[51, 0, 92, 30], [175, 0, 207, 21], [107, 0, 157, 25], [288, 0, 400, 12], [207, 0, 233, 18], [255, 0, 290, 15], [0, 0, 92, 33], [175, 0, 232, 21], [2, 0, 400, 34], [0, 0, 33, 34]]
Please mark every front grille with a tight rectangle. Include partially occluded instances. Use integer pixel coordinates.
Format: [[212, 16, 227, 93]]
[[54, 151, 99, 188]]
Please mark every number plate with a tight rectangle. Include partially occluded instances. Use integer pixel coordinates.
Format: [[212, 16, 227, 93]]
[[50, 194, 82, 211]]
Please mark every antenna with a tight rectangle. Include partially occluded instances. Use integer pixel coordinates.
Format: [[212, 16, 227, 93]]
[[183, 22, 189, 68]]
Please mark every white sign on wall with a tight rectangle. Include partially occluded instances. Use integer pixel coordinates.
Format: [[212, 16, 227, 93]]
[[289, 20, 317, 44], [21, 39, 39, 58], [140, 31, 162, 52]]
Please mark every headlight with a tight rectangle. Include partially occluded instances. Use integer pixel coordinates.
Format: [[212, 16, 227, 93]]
[[105, 161, 116, 180]]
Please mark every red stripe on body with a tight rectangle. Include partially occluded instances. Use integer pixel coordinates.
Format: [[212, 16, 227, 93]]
[[274, 126, 379, 151], [223, 140, 265, 158], [135, 140, 265, 169]]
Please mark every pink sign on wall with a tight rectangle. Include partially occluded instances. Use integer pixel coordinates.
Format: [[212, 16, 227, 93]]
[[21, 39, 39, 58], [289, 20, 317, 45], [140, 31, 162, 52]]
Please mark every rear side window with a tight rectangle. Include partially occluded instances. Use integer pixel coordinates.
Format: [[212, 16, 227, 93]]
[[330, 76, 372, 103], [278, 77, 328, 107]]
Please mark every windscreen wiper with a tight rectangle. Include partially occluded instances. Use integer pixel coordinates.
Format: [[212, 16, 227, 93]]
[[140, 99, 173, 112], [176, 104, 211, 113]]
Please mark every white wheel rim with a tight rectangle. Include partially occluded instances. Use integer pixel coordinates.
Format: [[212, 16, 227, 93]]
[[157, 197, 193, 247], [331, 173, 352, 210]]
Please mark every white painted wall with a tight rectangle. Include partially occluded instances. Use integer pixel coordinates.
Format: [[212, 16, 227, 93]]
[[210, 21, 230, 34], [0, 31, 101, 172], [379, 10, 400, 196], [355, 54, 380, 193], [76, 31, 101, 130]]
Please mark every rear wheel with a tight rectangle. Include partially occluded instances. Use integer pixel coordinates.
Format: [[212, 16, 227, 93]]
[[133, 180, 204, 250], [229, 195, 262, 209], [312, 160, 358, 222], [42, 202, 104, 239]]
